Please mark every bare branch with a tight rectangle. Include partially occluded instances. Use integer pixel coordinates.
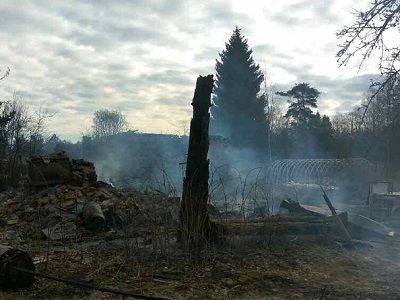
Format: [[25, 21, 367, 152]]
[[0, 67, 10, 81], [337, 0, 400, 122]]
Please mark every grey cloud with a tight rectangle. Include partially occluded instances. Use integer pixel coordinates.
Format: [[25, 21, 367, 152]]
[[268, 0, 337, 27], [273, 61, 315, 76], [194, 47, 221, 62], [273, 72, 379, 114], [270, 13, 304, 27], [292, 0, 337, 23], [144, 70, 193, 86], [299, 73, 377, 98], [253, 44, 293, 61], [196, 1, 253, 30], [0, 2, 67, 36]]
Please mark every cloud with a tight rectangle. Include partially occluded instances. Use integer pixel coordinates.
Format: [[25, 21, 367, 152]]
[[273, 73, 378, 115], [0, 0, 377, 141], [199, 1, 254, 29], [267, 0, 338, 27]]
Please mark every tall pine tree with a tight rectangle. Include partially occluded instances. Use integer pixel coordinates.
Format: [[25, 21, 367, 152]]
[[212, 27, 268, 153]]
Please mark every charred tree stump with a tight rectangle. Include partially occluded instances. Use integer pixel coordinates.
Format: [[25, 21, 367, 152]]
[[0, 245, 35, 289], [180, 75, 214, 254]]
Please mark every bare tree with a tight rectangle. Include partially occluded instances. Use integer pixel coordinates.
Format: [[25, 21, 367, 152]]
[[92, 109, 128, 138], [28, 105, 56, 155], [262, 69, 282, 163], [0, 68, 13, 160], [0, 101, 16, 159], [337, 0, 400, 121]]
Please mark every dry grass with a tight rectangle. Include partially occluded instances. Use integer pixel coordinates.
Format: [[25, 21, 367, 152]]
[[1, 236, 400, 299]]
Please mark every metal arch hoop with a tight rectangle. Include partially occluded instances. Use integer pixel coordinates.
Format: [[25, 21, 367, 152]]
[[266, 158, 377, 186]]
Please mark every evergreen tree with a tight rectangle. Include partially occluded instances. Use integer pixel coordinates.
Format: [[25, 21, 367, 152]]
[[212, 27, 268, 152], [277, 83, 322, 158], [277, 83, 320, 126], [309, 113, 335, 157]]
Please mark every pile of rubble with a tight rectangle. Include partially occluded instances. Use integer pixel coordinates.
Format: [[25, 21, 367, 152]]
[[26, 152, 97, 188], [0, 152, 180, 242]]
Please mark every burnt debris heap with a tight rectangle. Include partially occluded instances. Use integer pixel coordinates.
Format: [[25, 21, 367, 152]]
[[180, 75, 214, 254]]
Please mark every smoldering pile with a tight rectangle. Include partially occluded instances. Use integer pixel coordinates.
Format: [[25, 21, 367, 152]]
[[0, 152, 180, 243]]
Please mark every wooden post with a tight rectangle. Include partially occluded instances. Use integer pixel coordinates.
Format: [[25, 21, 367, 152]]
[[180, 75, 214, 254]]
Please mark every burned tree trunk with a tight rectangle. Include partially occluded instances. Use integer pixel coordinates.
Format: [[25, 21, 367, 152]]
[[180, 75, 214, 254]]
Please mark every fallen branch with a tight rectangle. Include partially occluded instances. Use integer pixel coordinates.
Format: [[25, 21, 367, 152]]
[[13, 267, 169, 300]]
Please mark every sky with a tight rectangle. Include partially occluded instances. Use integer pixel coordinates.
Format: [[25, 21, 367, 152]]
[[0, 0, 377, 141]]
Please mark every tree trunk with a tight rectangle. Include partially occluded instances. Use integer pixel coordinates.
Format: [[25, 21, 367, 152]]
[[179, 75, 214, 255]]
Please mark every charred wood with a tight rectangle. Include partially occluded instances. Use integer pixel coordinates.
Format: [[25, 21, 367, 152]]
[[179, 75, 215, 254]]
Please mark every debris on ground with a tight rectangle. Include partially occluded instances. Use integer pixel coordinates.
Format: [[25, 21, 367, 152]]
[[1, 152, 400, 299], [279, 196, 397, 244], [280, 198, 346, 219], [348, 213, 396, 238], [0, 152, 180, 244]]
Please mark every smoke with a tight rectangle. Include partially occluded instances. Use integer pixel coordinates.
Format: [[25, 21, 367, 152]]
[[51, 130, 272, 216], [59, 132, 188, 194], [51, 127, 389, 220]]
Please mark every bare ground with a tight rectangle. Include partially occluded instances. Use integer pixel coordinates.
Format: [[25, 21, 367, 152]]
[[1, 234, 400, 300]]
